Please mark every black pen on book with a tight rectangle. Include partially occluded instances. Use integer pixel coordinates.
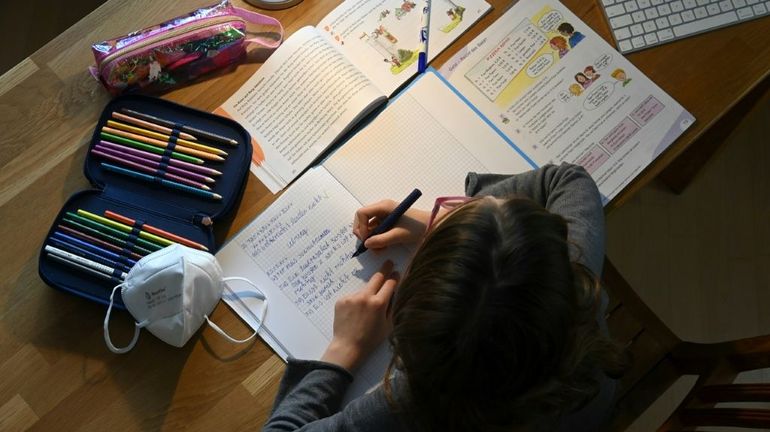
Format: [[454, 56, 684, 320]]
[[351, 188, 422, 258]]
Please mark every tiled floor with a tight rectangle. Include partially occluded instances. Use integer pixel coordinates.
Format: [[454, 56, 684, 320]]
[[3, 2, 768, 430]]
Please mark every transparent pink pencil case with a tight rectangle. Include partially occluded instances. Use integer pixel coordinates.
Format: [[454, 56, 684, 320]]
[[90, 0, 283, 95]]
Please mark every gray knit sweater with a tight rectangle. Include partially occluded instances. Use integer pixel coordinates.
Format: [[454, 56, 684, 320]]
[[263, 163, 614, 431]]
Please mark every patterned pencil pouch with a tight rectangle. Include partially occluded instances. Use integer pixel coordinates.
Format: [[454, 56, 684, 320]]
[[90, 0, 283, 95]]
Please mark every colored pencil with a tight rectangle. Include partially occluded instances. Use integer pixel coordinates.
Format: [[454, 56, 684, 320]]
[[105, 120, 228, 156], [101, 163, 223, 201], [64, 213, 164, 252], [120, 108, 239, 147], [45, 245, 128, 279], [101, 133, 204, 164], [91, 148, 212, 190], [112, 111, 197, 141], [50, 233, 137, 267], [47, 253, 117, 282], [50, 235, 120, 266], [103, 210, 209, 251], [58, 224, 144, 260], [101, 127, 225, 162], [59, 219, 155, 256], [77, 209, 175, 248], [95, 145, 216, 183], [98, 140, 221, 176]]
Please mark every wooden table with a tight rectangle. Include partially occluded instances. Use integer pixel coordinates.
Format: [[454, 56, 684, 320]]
[[0, 0, 768, 429]]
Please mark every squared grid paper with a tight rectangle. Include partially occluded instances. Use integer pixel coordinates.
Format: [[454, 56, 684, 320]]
[[236, 169, 382, 340], [325, 93, 489, 207]]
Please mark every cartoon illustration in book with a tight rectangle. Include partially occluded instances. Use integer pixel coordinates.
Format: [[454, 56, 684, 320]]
[[378, 9, 390, 21], [575, 72, 592, 89], [360, 25, 417, 74], [394, 1, 417, 19], [569, 83, 583, 96], [323, 25, 345, 46], [611, 68, 632, 86], [557, 22, 584, 48], [441, 0, 467, 33], [584, 65, 600, 82], [549, 36, 569, 58]]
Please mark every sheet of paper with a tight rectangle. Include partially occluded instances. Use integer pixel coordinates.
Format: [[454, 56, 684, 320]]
[[218, 166, 410, 401], [218, 27, 386, 192], [324, 70, 535, 206], [317, 0, 491, 96], [439, 0, 695, 204]]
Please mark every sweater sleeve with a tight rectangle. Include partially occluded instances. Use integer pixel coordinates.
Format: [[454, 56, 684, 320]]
[[263, 359, 406, 432], [465, 163, 605, 278]]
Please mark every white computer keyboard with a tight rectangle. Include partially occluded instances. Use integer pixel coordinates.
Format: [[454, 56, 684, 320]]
[[600, 0, 770, 53]]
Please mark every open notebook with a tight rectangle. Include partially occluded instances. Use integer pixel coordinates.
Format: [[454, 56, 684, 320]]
[[216, 70, 534, 400]]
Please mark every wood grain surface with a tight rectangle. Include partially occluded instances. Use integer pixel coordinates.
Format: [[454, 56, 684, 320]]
[[0, 0, 768, 429]]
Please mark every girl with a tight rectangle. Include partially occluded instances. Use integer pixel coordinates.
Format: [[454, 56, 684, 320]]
[[264, 164, 626, 431]]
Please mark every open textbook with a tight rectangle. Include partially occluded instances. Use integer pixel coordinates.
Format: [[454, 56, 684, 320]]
[[216, 0, 491, 192], [216, 70, 534, 401], [439, 0, 695, 203]]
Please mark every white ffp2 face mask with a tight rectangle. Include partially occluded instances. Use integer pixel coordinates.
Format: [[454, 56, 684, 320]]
[[103, 244, 267, 353]]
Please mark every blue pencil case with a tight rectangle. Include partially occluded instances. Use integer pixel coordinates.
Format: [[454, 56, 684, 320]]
[[38, 94, 252, 309]]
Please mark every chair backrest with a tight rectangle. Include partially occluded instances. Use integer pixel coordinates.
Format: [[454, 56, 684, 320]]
[[602, 257, 770, 431]]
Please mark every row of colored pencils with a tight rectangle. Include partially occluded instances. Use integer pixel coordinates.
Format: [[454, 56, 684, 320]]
[[94, 108, 239, 201], [45, 208, 208, 282]]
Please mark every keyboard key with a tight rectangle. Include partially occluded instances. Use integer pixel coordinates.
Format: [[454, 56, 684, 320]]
[[646, 7, 660, 18], [638, 0, 652, 7], [611, 13, 635, 26], [673, 10, 738, 36], [619, 39, 634, 51], [625, 0, 640, 12], [747, 0, 759, 4], [694, 6, 709, 17], [603, 0, 616, 5], [631, 36, 647, 47], [737, 6, 755, 16], [707, 3, 721, 13], [682, 9, 696, 19], [671, 0, 685, 11], [683, 0, 697, 7], [644, 32, 660, 43], [697, 0, 709, 5], [606, 4, 627, 16], [633, 10, 647, 21], [765, 1, 770, 12], [732, 0, 747, 6], [615, 26, 632, 39], [643, 20, 658, 31], [658, 3, 673, 14], [630, 23, 645, 34], [657, 28, 676, 40], [719, 0, 733, 10], [753, 3, 767, 12], [656, 16, 671, 27], [652, 0, 664, 4], [669, 13, 684, 24]]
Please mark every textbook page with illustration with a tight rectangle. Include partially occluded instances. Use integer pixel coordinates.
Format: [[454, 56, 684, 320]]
[[439, 0, 695, 204], [216, 71, 534, 401], [217, 0, 491, 193]]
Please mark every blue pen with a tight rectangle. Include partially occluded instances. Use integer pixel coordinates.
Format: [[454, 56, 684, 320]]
[[101, 162, 223, 201], [352, 188, 422, 258], [417, 0, 431, 73]]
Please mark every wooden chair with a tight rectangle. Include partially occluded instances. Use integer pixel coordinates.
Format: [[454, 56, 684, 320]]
[[602, 257, 770, 431]]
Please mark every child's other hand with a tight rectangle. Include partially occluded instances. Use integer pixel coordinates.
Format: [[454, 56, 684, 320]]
[[321, 260, 399, 371]]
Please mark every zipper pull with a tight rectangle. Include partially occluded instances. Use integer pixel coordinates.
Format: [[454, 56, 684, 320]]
[[195, 214, 214, 227]]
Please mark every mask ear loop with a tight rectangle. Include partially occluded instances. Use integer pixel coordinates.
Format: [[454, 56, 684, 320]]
[[103, 283, 149, 354], [204, 276, 267, 344]]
